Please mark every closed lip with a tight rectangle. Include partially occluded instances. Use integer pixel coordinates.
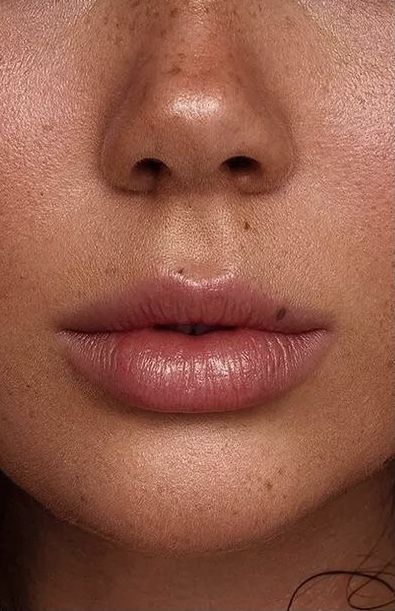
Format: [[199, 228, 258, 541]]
[[56, 272, 334, 413], [58, 272, 332, 335]]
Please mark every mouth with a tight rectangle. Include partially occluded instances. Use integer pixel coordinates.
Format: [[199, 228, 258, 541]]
[[56, 273, 334, 414], [153, 323, 236, 335]]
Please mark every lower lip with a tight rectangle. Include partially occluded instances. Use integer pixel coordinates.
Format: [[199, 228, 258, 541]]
[[58, 327, 330, 413]]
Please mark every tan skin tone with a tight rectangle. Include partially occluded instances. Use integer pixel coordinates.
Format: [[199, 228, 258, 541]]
[[0, 1, 394, 609]]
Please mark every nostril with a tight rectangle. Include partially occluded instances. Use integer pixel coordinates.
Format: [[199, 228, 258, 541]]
[[134, 157, 167, 177], [129, 157, 169, 193], [223, 156, 261, 174]]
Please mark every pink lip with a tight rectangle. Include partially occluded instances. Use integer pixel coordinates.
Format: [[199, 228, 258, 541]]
[[56, 273, 334, 413]]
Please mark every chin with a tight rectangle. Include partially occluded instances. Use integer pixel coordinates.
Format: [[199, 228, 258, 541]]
[[42, 467, 316, 558]]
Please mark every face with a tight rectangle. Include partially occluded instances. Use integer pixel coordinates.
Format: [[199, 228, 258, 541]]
[[0, 0, 393, 555]]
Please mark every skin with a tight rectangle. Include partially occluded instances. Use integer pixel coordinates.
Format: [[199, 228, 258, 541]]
[[0, 1, 394, 609]]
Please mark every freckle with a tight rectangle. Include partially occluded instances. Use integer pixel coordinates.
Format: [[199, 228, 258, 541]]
[[40, 191, 44, 197], [278, 467, 284, 476], [105, 265, 117, 276], [265, 480, 273, 491], [168, 65, 182, 76], [170, 7, 179, 18], [285, 15, 294, 28], [177, 268, 185, 275], [243, 221, 251, 231], [276, 308, 287, 321]]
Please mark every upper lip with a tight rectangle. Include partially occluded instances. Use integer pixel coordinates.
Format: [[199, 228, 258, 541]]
[[59, 271, 332, 335]]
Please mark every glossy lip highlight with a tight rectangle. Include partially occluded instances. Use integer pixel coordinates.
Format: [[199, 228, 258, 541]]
[[56, 273, 334, 413]]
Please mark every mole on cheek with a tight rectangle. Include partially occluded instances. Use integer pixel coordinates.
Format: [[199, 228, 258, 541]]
[[243, 221, 251, 231]]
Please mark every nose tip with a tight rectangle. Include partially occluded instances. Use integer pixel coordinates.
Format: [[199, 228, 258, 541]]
[[101, 49, 294, 196]]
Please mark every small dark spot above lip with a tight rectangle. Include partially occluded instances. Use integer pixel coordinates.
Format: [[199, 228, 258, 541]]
[[243, 221, 251, 231], [276, 307, 287, 321]]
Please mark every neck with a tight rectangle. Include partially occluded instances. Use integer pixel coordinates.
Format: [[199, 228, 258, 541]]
[[7, 465, 395, 611]]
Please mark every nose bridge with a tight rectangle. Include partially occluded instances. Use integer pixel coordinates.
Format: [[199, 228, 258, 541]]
[[133, 24, 251, 144], [101, 10, 294, 195]]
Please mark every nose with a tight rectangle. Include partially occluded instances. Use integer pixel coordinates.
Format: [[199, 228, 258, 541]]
[[101, 30, 294, 196]]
